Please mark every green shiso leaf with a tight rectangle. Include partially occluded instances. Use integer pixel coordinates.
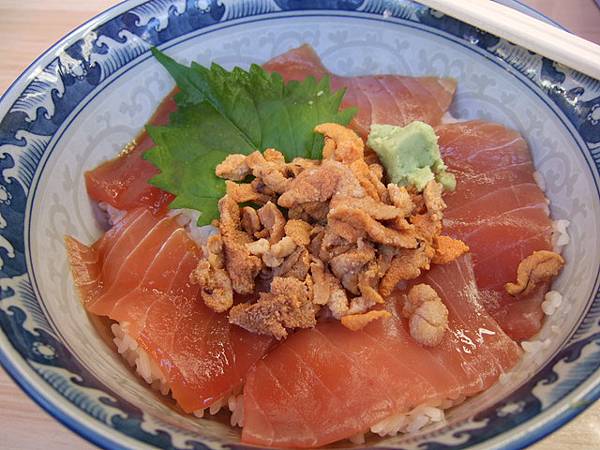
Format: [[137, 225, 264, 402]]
[[143, 48, 356, 224]]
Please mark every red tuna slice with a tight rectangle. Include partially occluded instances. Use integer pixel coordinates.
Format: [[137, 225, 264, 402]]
[[241, 256, 522, 448], [437, 121, 554, 341], [263, 44, 457, 137], [66, 209, 271, 413], [84, 92, 177, 213]]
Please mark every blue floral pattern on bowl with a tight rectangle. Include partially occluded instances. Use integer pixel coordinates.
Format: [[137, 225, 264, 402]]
[[0, 1, 599, 449]]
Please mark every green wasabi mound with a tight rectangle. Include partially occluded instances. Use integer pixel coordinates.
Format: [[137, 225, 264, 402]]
[[367, 121, 456, 191]]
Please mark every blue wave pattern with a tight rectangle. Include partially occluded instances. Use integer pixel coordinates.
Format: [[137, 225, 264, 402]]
[[358, 0, 416, 19], [223, 0, 281, 20], [11, 59, 65, 123], [0, 0, 598, 449], [416, 10, 600, 147]]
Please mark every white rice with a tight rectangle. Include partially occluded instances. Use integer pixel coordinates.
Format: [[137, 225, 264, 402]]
[[500, 335, 555, 386], [521, 338, 552, 354], [336, 404, 448, 445], [552, 219, 570, 250], [532, 170, 546, 192], [533, 170, 570, 250], [541, 290, 563, 316], [193, 394, 230, 418], [520, 337, 553, 366], [441, 111, 463, 124], [168, 208, 218, 247], [98, 202, 126, 226], [370, 404, 446, 437], [531, 169, 570, 316], [112, 322, 170, 396], [349, 433, 366, 444], [498, 372, 512, 386], [228, 394, 245, 427]]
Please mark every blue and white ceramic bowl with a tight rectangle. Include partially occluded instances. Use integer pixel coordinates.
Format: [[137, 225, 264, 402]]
[[1, 1, 599, 449]]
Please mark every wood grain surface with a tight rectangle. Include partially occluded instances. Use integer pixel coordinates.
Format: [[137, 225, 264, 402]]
[[1, 1, 599, 449]]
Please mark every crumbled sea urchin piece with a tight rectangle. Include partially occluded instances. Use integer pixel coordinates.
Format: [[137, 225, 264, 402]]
[[197, 122, 462, 339], [228, 276, 316, 340], [341, 310, 391, 331], [505, 250, 565, 296], [403, 283, 449, 347]]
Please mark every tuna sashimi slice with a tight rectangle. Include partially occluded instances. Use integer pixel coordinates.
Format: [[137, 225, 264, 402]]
[[87, 213, 181, 315], [66, 209, 271, 412], [241, 256, 522, 448], [263, 44, 457, 137], [437, 121, 554, 340], [84, 93, 177, 213]]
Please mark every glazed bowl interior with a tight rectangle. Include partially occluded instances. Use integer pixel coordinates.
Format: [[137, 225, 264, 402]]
[[2, 2, 600, 449]]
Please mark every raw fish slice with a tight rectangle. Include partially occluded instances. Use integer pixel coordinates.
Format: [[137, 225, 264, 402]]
[[241, 256, 521, 448], [64, 237, 103, 304], [338, 76, 405, 137], [361, 317, 462, 396], [84, 93, 177, 213], [134, 244, 271, 412], [440, 122, 530, 169], [419, 261, 523, 385], [263, 44, 457, 137], [264, 44, 328, 80], [440, 163, 537, 204], [66, 210, 271, 413], [140, 294, 238, 412], [463, 227, 552, 290], [88, 215, 180, 315], [437, 121, 554, 340], [136, 244, 232, 411], [108, 229, 194, 338], [445, 205, 550, 239], [65, 208, 151, 307], [95, 207, 148, 260], [334, 77, 372, 130], [337, 76, 456, 137], [443, 184, 547, 221], [489, 282, 551, 341], [167, 246, 202, 298], [100, 209, 159, 285], [143, 229, 194, 294]]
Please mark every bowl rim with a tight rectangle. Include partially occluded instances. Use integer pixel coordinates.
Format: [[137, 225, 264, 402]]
[[0, 1, 598, 450]]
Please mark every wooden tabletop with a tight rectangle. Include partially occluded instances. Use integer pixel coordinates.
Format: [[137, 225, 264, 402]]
[[1, 1, 600, 449]]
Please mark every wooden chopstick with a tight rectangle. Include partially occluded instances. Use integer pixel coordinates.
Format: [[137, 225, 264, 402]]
[[418, 0, 600, 80]]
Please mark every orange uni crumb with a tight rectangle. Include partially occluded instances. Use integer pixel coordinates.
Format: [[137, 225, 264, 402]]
[[341, 310, 391, 331], [432, 235, 469, 265]]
